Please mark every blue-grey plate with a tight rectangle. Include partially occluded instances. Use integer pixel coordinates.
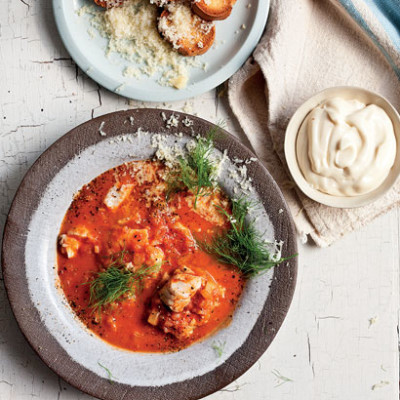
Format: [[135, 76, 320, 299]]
[[53, 0, 269, 102]]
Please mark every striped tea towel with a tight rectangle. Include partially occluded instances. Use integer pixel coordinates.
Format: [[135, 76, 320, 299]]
[[229, 0, 400, 247]]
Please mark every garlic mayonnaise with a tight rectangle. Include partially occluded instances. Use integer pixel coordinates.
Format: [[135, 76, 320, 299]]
[[296, 97, 396, 196]]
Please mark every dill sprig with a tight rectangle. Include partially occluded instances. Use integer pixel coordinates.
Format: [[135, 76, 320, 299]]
[[87, 248, 158, 310], [98, 362, 114, 384], [212, 340, 226, 358], [167, 132, 217, 207], [201, 198, 295, 277], [271, 369, 293, 387]]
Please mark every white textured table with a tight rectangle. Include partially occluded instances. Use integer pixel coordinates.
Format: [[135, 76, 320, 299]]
[[0, 1, 399, 399]]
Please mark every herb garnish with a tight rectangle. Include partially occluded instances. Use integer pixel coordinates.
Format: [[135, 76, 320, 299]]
[[201, 198, 295, 277], [271, 369, 293, 387], [212, 340, 226, 357], [87, 248, 158, 310], [98, 362, 114, 384], [167, 133, 217, 207]]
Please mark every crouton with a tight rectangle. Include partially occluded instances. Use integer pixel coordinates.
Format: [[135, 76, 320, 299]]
[[150, 0, 177, 7], [158, 1, 215, 56], [191, 0, 236, 21], [93, 0, 126, 9]]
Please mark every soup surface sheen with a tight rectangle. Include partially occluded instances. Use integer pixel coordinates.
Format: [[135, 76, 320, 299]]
[[57, 160, 245, 352]]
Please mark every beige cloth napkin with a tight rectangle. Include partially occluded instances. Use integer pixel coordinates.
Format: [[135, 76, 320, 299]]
[[228, 0, 400, 247]]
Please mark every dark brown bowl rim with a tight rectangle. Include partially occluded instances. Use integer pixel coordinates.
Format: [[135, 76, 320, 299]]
[[2, 108, 298, 400]]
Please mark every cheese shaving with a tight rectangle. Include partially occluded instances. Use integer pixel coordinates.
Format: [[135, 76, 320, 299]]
[[78, 0, 203, 89], [99, 121, 107, 136], [182, 116, 194, 127]]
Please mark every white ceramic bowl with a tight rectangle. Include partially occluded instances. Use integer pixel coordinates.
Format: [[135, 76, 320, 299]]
[[2, 109, 298, 400], [284, 86, 400, 208]]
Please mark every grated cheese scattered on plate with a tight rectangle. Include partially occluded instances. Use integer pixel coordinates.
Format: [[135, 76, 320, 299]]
[[99, 121, 107, 136], [182, 116, 194, 127], [165, 113, 180, 129], [78, 0, 204, 89]]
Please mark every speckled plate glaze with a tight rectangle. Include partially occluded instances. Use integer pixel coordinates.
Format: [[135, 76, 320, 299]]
[[2, 109, 297, 400], [53, 0, 269, 102]]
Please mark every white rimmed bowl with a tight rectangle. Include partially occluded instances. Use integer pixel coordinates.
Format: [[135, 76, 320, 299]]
[[284, 86, 400, 208], [2, 109, 298, 400]]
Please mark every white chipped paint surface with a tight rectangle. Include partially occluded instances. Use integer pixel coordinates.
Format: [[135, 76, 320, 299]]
[[0, 0, 399, 399], [24, 133, 275, 386]]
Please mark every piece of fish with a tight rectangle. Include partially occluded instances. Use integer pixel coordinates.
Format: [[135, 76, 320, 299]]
[[104, 183, 134, 210], [160, 268, 203, 312]]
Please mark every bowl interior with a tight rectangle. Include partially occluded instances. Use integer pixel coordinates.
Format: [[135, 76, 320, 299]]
[[25, 131, 275, 386]]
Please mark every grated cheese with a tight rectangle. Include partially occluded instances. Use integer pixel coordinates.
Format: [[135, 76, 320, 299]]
[[99, 121, 107, 136], [228, 164, 254, 194], [151, 133, 186, 168], [169, 74, 188, 90], [182, 116, 194, 127], [149, 0, 169, 5], [78, 0, 203, 89], [214, 149, 229, 180], [87, 27, 97, 38], [134, 127, 149, 139], [300, 232, 308, 244], [266, 240, 284, 262], [123, 66, 141, 79], [102, 0, 126, 7], [186, 139, 197, 153], [115, 83, 125, 92], [165, 113, 180, 129], [182, 102, 193, 114]]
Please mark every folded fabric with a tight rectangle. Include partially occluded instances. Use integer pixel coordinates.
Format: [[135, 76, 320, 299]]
[[229, 0, 400, 247]]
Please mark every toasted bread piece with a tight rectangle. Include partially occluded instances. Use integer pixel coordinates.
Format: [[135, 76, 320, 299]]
[[191, 0, 236, 21], [93, 0, 125, 8], [150, 0, 178, 7], [158, 2, 215, 56]]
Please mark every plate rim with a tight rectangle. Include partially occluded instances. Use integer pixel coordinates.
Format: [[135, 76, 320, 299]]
[[2, 109, 298, 400], [52, 0, 270, 102]]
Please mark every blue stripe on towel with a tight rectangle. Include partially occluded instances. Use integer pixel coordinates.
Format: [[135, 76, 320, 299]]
[[338, 0, 400, 79], [364, 0, 400, 51]]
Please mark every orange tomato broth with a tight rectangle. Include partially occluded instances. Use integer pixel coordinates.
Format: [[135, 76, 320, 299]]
[[57, 160, 245, 353]]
